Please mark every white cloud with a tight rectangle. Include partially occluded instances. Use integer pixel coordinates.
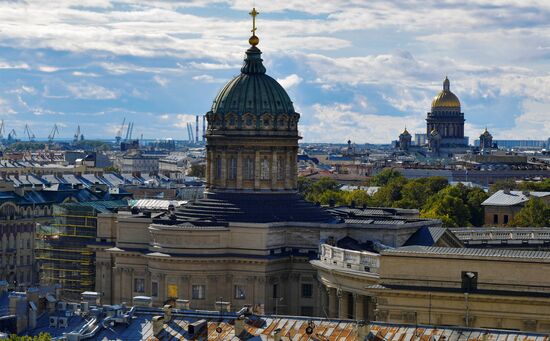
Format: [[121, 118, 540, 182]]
[[66, 82, 118, 100], [174, 114, 198, 129], [192, 74, 223, 83], [37, 65, 60, 73], [277, 74, 302, 90], [153, 75, 169, 87], [302, 103, 425, 144]]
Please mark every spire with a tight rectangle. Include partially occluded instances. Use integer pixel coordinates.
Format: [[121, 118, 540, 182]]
[[443, 76, 450, 91], [241, 8, 266, 75], [248, 8, 259, 47]]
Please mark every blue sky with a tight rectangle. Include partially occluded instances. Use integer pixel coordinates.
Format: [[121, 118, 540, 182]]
[[0, 0, 549, 143]]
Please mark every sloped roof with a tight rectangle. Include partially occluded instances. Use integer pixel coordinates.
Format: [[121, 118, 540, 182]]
[[482, 190, 550, 206]]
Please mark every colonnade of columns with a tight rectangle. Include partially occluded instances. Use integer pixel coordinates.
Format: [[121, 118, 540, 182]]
[[206, 146, 297, 191], [426, 122, 464, 138], [325, 287, 374, 321]]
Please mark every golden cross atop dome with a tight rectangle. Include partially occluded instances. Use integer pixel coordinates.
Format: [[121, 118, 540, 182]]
[[248, 7, 260, 46]]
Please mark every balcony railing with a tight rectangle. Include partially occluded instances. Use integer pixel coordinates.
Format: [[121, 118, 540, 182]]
[[319, 244, 380, 274]]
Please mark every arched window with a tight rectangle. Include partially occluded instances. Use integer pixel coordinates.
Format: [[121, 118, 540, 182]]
[[228, 157, 237, 180], [260, 157, 270, 180], [243, 157, 254, 180]]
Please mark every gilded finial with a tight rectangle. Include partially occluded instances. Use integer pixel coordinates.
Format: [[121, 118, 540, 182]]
[[249, 7, 259, 46]]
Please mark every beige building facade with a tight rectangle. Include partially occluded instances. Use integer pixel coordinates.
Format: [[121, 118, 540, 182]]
[[313, 244, 550, 333]]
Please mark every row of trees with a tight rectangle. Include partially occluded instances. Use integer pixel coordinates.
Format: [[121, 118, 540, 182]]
[[298, 169, 550, 227]]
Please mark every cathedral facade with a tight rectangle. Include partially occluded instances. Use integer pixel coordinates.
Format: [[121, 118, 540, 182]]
[[426, 77, 468, 155]]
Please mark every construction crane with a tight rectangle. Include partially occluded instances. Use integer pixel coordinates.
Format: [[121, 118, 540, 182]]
[[48, 124, 59, 143], [186, 122, 194, 143], [115, 117, 126, 144], [124, 121, 134, 141], [24, 124, 36, 142]]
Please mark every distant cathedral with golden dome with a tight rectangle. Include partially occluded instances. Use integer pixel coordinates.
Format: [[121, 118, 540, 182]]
[[397, 76, 469, 157]]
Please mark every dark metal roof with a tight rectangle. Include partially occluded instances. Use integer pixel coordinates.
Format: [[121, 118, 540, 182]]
[[172, 192, 336, 224], [385, 245, 550, 260], [210, 46, 295, 116]]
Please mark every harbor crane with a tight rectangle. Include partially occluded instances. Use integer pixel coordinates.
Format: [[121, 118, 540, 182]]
[[7, 128, 16, 142], [0, 120, 4, 140], [48, 124, 59, 143], [24, 124, 36, 141], [73, 125, 84, 143]]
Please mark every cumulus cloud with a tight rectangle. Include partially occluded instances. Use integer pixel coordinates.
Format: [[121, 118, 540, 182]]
[[277, 74, 302, 90], [301, 103, 425, 143], [66, 82, 118, 100]]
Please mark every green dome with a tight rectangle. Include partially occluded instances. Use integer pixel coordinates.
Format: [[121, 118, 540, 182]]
[[210, 46, 295, 115]]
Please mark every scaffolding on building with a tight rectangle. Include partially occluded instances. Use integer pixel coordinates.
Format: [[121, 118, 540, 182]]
[[35, 200, 126, 300]]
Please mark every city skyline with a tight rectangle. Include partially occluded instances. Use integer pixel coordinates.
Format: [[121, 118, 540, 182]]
[[0, 1, 548, 143]]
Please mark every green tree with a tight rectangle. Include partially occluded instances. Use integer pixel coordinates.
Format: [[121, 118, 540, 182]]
[[344, 189, 372, 207], [489, 179, 517, 194], [370, 177, 407, 207], [369, 168, 404, 186], [8, 333, 51, 341], [422, 194, 471, 227], [465, 187, 489, 226], [511, 198, 550, 227], [102, 165, 120, 173], [188, 164, 205, 178]]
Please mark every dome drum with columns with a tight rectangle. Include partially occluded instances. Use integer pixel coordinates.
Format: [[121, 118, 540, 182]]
[[205, 41, 300, 193], [176, 9, 334, 223]]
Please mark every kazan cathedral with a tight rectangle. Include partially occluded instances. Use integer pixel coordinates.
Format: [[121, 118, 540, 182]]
[[95, 9, 458, 319], [398, 77, 470, 157]]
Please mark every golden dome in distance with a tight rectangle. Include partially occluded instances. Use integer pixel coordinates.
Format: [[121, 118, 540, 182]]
[[431, 76, 460, 108]]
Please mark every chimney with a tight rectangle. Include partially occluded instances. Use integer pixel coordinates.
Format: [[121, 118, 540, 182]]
[[215, 301, 231, 312], [234, 315, 245, 337], [195, 115, 199, 143], [26, 287, 39, 307], [202, 115, 206, 142], [358, 321, 371, 339], [132, 296, 153, 308], [522, 190, 530, 197], [175, 299, 190, 310], [152, 316, 164, 336], [163, 305, 172, 323], [273, 328, 282, 341]]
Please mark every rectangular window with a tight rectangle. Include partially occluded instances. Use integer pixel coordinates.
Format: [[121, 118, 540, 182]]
[[493, 214, 498, 224], [503, 215, 509, 224], [27, 239, 30, 249], [272, 284, 278, 299], [192, 285, 205, 300], [260, 157, 270, 180], [244, 157, 254, 180], [26, 256, 30, 265], [234, 285, 246, 300], [215, 156, 222, 179], [461, 271, 478, 292], [277, 156, 285, 180], [151, 281, 159, 297], [134, 278, 145, 293], [228, 157, 237, 180], [301, 283, 313, 298]]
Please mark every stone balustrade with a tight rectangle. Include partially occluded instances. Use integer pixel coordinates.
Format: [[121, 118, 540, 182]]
[[319, 244, 380, 274]]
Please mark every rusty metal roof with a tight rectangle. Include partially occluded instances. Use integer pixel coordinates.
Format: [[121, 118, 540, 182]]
[[27, 306, 550, 341]]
